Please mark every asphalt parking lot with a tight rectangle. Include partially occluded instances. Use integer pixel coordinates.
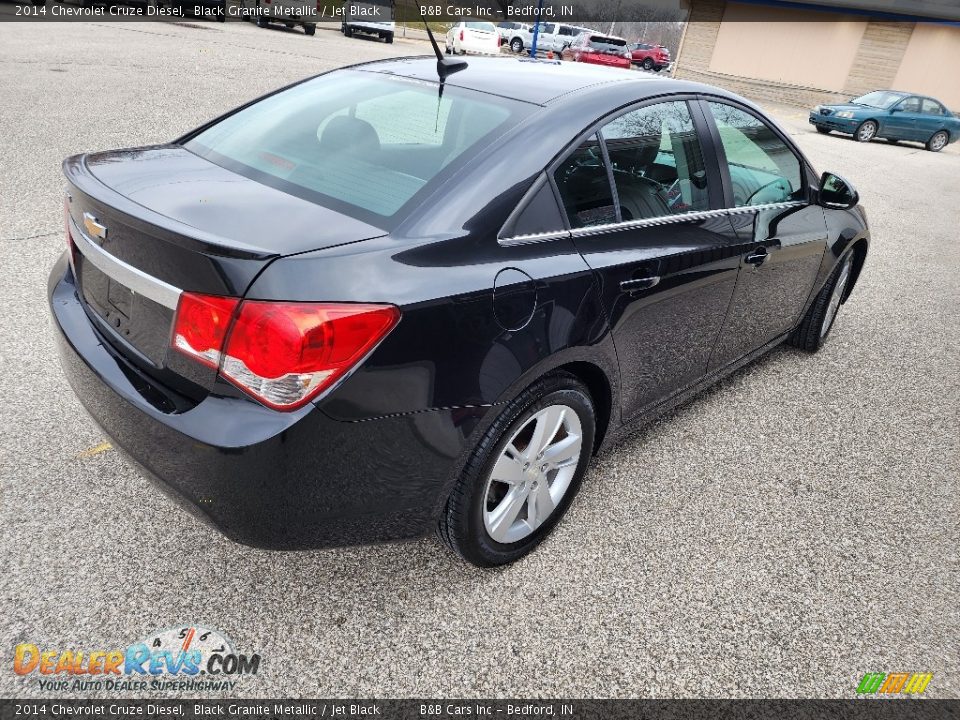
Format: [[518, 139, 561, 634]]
[[0, 20, 957, 699]]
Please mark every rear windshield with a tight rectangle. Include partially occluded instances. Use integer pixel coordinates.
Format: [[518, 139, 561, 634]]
[[588, 36, 627, 51], [465, 21, 496, 32], [184, 71, 525, 228]]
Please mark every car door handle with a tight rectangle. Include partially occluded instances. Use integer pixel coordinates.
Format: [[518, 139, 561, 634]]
[[620, 274, 660, 292], [744, 247, 769, 266]]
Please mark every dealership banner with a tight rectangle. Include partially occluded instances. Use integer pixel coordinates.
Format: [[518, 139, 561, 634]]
[[2, 0, 959, 23], [1, 701, 960, 719]]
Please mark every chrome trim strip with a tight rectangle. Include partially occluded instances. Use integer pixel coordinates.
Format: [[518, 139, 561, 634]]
[[498, 230, 572, 248], [70, 216, 182, 311], [498, 201, 807, 246]]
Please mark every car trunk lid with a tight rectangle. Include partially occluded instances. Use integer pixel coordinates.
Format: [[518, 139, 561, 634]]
[[64, 147, 386, 398]]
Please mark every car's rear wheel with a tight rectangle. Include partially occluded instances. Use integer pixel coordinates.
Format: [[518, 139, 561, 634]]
[[816, 126, 831, 134], [927, 130, 949, 152], [642, 58, 654, 71], [384, 32, 393, 44], [344, 25, 353, 37], [855, 120, 878, 142], [438, 373, 595, 567], [510, 37, 523, 53], [257, 17, 269, 27], [304, 23, 316, 35], [789, 252, 854, 353]]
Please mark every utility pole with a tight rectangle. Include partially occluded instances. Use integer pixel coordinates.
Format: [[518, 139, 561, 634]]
[[530, 0, 545, 57]]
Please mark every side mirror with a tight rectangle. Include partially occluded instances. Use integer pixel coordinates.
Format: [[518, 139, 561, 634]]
[[890, 107, 902, 113], [819, 172, 859, 210]]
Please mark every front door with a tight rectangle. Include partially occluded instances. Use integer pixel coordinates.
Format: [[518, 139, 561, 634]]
[[701, 100, 828, 371], [554, 99, 743, 421], [885, 96, 924, 141]]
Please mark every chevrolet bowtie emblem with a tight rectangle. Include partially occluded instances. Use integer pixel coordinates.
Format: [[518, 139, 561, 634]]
[[83, 212, 107, 241]]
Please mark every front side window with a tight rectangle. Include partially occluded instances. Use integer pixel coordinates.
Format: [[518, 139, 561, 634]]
[[554, 134, 617, 228], [601, 100, 710, 220], [706, 102, 803, 207], [185, 71, 522, 225]]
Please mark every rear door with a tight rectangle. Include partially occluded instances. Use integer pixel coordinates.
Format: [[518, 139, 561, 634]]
[[699, 99, 828, 371], [555, 98, 745, 421]]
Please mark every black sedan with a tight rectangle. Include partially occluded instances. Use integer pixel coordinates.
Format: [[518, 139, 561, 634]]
[[50, 55, 869, 566]]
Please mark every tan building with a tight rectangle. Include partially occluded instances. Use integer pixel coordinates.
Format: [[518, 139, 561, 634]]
[[674, 0, 960, 110]]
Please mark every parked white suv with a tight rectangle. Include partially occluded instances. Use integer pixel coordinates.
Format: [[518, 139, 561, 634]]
[[445, 20, 501, 56]]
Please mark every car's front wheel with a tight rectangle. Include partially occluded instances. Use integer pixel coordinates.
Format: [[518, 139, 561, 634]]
[[927, 130, 949, 152], [510, 37, 523, 53], [855, 120, 878, 142], [789, 252, 854, 352], [438, 373, 595, 567]]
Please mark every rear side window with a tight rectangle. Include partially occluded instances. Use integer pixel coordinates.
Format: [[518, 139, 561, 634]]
[[921, 98, 945, 116], [554, 134, 617, 228], [601, 100, 710, 219], [705, 102, 803, 207], [185, 71, 523, 225]]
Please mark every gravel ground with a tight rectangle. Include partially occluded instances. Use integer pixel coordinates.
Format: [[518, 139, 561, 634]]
[[0, 20, 957, 699]]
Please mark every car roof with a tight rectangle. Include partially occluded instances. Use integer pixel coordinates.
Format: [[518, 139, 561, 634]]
[[357, 56, 687, 106]]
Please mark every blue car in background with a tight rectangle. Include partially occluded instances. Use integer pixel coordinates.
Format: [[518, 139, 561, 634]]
[[809, 90, 960, 152]]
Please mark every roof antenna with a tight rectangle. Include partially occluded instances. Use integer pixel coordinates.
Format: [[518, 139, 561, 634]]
[[420, 9, 467, 80]]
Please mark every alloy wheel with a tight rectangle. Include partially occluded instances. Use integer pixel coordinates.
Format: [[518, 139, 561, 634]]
[[857, 122, 877, 142], [821, 256, 852, 338], [483, 404, 583, 544], [930, 132, 948, 151]]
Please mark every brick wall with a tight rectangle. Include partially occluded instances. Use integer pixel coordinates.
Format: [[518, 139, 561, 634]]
[[673, 1, 918, 108], [843, 21, 915, 96]]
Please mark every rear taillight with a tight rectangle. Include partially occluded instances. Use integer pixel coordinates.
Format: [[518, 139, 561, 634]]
[[172, 294, 400, 411], [172, 293, 240, 370], [459, 29, 464, 41]]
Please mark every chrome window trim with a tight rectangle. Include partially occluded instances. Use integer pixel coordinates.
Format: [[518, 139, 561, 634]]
[[498, 201, 806, 246], [70, 216, 183, 311]]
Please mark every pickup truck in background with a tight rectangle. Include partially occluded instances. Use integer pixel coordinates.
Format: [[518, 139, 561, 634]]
[[503, 22, 595, 55], [342, 0, 396, 43]]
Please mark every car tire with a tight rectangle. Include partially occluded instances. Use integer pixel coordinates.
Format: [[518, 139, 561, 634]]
[[344, 25, 353, 37], [816, 126, 831, 134], [216, 0, 225, 21], [788, 252, 854, 353], [304, 23, 316, 35], [854, 120, 878, 143], [257, 17, 269, 27], [510, 38, 523, 53], [385, 32, 393, 44], [642, 58, 654, 71], [438, 372, 596, 567], [926, 130, 949, 152]]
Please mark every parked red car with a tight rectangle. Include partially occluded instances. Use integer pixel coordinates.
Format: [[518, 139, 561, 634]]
[[628, 42, 671, 72], [561, 32, 632, 69]]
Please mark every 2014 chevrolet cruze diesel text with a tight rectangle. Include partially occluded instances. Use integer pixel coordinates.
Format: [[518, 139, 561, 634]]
[[49, 55, 869, 566]]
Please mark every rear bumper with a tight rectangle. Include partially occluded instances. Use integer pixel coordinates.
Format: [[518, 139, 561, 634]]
[[49, 255, 470, 550]]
